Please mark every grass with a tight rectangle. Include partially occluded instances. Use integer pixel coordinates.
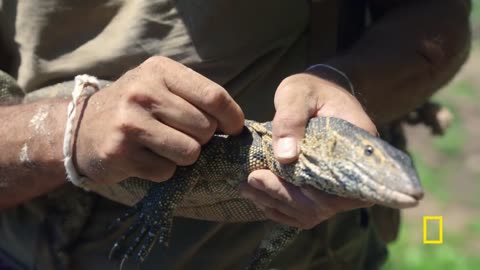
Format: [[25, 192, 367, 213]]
[[447, 81, 477, 98], [478, 174, 480, 195], [383, 224, 480, 270], [472, 0, 480, 25], [468, 218, 480, 235]]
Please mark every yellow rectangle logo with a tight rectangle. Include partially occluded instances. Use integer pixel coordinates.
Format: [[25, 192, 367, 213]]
[[423, 216, 443, 244]]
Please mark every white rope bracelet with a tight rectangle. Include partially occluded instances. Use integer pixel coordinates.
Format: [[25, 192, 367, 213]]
[[306, 64, 355, 96], [63, 74, 100, 187]]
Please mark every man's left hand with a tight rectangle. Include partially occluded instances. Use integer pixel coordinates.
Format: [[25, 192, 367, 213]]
[[239, 72, 376, 229]]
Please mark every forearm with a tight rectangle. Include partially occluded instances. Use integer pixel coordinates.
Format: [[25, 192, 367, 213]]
[[328, 0, 471, 124], [0, 100, 68, 209]]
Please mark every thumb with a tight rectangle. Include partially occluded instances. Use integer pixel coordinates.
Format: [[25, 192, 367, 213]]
[[272, 84, 316, 164]]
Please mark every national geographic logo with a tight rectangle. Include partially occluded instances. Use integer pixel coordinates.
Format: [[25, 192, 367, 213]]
[[423, 216, 443, 244]]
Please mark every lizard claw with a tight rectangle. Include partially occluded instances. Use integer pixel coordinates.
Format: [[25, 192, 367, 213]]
[[108, 243, 119, 261], [115, 224, 149, 269], [119, 255, 128, 270], [135, 216, 174, 263], [110, 172, 194, 267], [107, 204, 141, 232], [108, 213, 144, 261]]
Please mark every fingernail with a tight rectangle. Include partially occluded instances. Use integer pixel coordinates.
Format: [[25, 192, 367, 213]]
[[276, 137, 298, 159]]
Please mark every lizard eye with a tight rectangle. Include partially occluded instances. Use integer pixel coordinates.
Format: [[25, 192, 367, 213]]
[[364, 145, 374, 156]]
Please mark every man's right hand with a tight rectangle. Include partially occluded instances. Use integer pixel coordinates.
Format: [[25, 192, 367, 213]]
[[75, 56, 244, 184]]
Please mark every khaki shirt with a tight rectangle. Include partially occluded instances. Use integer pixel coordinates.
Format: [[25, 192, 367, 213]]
[[0, 1, 387, 269]]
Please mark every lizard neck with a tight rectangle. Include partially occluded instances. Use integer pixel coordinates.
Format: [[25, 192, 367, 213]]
[[247, 119, 335, 188], [243, 121, 270, 173], [245, 121, 298, 181]]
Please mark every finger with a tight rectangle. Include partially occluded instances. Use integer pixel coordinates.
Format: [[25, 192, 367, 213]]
[[237, 187, 303, 228], [238, 182, 303, 220], [301, 186, 373, 212], [246, 170, 320, 221], [247, 170, 316, 211], [148, 91, 217, 144], [272, 81, 317, 163], [263, 207, 303, 228], [130, 115, 202, 166], [128, 148, 177, 182], [146, 57, 244, 135]]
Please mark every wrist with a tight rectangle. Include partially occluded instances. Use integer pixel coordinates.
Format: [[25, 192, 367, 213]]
[[64, 75, 101, 187]]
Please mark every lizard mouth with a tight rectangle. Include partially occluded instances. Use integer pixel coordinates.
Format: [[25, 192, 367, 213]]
[[355, 164, 424, 209], [379, 188, 423, 209], [373, 182, 424, 209]]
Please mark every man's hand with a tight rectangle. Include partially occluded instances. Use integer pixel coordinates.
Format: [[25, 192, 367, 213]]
[[239, 72, 375, 229], [76, 56, 244, 184]]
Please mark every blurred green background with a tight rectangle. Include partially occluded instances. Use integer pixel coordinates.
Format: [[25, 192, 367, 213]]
[[383, 1, 480, 269]]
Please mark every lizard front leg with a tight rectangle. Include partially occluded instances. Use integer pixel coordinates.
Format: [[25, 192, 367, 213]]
[[110, 168, 199, 269]]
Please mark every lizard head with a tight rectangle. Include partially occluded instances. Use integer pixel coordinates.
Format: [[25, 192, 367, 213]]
[[295, 117, 424, 209]]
